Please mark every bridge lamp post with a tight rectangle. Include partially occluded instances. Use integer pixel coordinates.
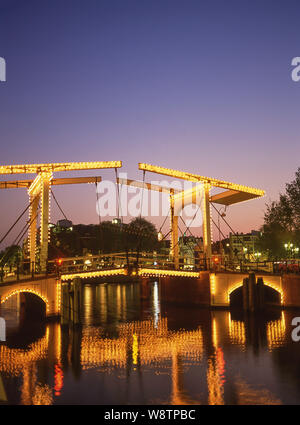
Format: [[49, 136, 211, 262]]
[[284, 242, 293, 258], [254, 252, 261, 267], [293, 247, 299, 258]]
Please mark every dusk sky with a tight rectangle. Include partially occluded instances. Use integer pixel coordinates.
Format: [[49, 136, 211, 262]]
[[0, 0, 300, 248]]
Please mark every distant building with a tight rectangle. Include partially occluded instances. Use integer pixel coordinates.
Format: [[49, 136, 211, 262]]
[[157, 239, 170, 262], [179, 235, 203, 269], [51, 219, 73, 234], [57, 219, 73, 229], [229, 230, 260, 260]]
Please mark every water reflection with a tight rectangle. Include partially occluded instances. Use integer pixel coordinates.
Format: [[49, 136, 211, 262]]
[[0, 281, 300, 404]]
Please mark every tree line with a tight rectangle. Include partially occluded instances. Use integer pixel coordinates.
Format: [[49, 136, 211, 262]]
[[258, 167, 300, 259]]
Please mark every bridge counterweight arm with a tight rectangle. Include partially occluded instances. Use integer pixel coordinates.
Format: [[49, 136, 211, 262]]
[[0, 161, 122, 175], [0, 176, 103, 189]]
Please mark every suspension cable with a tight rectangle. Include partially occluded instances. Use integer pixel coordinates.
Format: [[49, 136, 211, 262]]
[[178, 205, 204, 254], [169, 221, 185, 255], [211, 217, 227, 241], [51, 189, 68, 221], [181, 204, 200, 238], [179, 215, 203, 254], [14, 208, 40, 247], [0, 194, 39, 246], [176, 223, 196, 258], [158, 205, 171, 233], [0, 206, 40, 266], [210, 202, 255, 260], [159, 229, 172, 242]]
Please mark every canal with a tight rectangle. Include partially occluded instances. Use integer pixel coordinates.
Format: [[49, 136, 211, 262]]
[[1, 280, 300, 405]]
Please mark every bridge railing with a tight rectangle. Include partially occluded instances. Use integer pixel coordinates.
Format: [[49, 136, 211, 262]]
[[0, 260, 57, 284], [207, 259, 300, 274], [1, 256, 299, 283]]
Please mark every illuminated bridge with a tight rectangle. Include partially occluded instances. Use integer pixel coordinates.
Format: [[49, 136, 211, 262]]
[[0, 261, 299, 323], [0, 160, 300, 318]]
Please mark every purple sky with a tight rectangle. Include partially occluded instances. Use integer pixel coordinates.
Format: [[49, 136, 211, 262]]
[[0, 0, 300, 248]]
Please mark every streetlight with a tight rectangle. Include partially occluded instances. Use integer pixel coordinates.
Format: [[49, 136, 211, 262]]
[[284, 242, 294, 258], [157, 231, 163, 242], [293, 247, 299, 258]]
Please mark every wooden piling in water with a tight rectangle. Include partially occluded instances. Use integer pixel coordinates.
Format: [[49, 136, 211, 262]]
[[72, 278, 82, 325], [61, 278, 82, 325], [242, 277, 249, 311], [61, 282, 70, 325], [257, 277, 264, 310], [248, 273, 256, 313]]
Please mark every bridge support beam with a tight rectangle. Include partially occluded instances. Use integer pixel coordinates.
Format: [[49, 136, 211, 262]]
[[28, 172, 52, 272], [170, 191, 179, 270], [28, 193, 39, 272], [201, 183, 212, 261], [40, 175, 51, 272]]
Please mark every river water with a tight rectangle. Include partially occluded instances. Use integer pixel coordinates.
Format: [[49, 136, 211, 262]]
[[1, 281, 300, 405]]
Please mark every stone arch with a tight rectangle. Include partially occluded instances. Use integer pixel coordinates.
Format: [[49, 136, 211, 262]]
[[228, 281, 244, 303], [0, 288, 49, 313], [228, 280, 283, 305]]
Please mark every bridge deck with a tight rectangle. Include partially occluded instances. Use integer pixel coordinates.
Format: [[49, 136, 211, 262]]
[[60, 267, 201, 281]]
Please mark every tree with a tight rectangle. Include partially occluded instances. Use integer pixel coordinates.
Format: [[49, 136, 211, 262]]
[[126, 217, 158, 266], [47, 218, 159, 261], [259, 167, 300, 258], [127, 217, 158, 251], [286, 168, 300, 230], [0, 245, 22, 270]]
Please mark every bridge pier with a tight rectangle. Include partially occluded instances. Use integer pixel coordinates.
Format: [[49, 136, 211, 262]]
[[257, 277, 265, 310], [159, 272, 211, 307], [61, 278, 82, 325], [242, 273, 264, 312], [61, 282, 70, 326], [170, 191, 179, 270], [281, 274, 300, 307]]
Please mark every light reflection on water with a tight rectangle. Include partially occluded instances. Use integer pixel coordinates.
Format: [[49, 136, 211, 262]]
[[0, 281, 300, 405]]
